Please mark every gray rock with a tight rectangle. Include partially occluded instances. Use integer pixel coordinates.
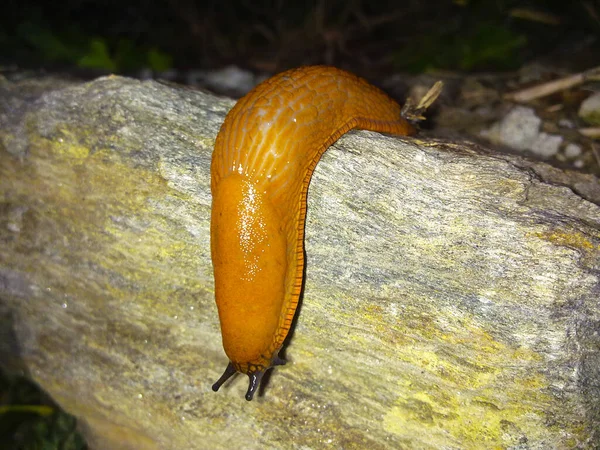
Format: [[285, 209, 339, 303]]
[[564, 143, 582, 159], [530, 131, 562, 158], [483, 106, 541, 151], [1, 75, 600, 449], [579, 92, 600, 126]]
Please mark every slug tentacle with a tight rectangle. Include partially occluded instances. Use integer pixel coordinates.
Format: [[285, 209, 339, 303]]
[[211, 363, 236, 393], [212, 357, 287, 401], [210, 65, 415, 399]]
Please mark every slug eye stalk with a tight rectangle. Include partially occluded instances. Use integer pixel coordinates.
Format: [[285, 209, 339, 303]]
[[212, 356, 286, 401]]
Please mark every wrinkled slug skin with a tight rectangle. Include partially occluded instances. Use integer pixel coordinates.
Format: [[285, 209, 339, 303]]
[[210, 65, 415, 394]]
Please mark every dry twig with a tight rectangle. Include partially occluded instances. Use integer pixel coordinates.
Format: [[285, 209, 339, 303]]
[[402, 81, 444, 122], [504, 66, 600, 103]]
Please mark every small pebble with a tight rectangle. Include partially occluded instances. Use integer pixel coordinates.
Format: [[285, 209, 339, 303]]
[[579, 93, 600, 126], [564, 143, 582, 159], [498, 106, 541, 151], [530, 132, 562, 158]]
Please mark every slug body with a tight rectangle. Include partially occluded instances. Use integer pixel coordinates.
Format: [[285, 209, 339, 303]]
[[210, 66, 415, 400]]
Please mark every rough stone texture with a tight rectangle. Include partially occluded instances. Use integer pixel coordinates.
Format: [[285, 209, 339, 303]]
[[1, 74, 600, 450]]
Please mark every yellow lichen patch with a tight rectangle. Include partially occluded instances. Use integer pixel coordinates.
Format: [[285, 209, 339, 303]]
[[353, 300, 562, 446], [1, 131, 208, 321], [379, 313, 559, 447], [534, 229, 598, 251], [46, 129, 91, 160], [383, 379, 549, 448]]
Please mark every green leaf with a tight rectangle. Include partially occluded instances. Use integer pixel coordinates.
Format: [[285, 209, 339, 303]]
[[147, 48, 173, 72], [77, 39, 117, 71], [0, 405, 54, 416]]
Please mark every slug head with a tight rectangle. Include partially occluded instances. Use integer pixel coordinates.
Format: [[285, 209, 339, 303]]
[[211, 174, 291, 400], [212, 355, 286, 401]]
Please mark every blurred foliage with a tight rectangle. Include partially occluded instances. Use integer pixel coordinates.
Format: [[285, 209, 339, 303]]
[[0, 369, 87, 450], [2, 11, 172, 73], [395, 23, 528, 72], [0, 0, 597, 73]]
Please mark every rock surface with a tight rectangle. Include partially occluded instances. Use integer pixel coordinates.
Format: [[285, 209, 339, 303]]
[[1, 74, 600, 449]]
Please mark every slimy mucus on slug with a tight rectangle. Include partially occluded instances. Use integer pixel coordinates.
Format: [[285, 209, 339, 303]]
[[210, 65, 417, 400]]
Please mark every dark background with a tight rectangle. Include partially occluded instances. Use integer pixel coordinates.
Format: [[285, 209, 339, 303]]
[[2, 0, 599, 78], [1, 1, 599, 449]]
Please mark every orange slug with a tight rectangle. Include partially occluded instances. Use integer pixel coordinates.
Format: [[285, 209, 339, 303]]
[[210, 65, 415, 400]]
